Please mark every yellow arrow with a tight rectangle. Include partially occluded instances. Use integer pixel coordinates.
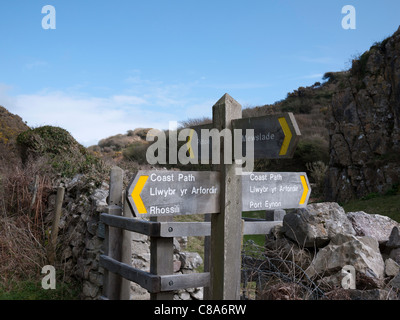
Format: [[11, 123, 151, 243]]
[[278, 117, 292, 156], [131, 175, 148, 214], [186, 129, 195, 159], [299, 175, 309, 205]]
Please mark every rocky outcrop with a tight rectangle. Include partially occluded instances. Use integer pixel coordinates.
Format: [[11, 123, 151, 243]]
[[326, 26, 400, 202], [266, 202, 400, 299]]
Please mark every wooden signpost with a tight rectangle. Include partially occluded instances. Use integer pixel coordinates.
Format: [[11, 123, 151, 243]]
[[100, 93, 312, 301]]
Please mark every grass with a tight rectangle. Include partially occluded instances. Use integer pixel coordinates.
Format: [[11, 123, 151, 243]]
[[342, 194, 400, 222], [242, 211, 268, 247], [0, 278, 81, 300], [174, 214, 206, 272], [174, 211, 269, 271]]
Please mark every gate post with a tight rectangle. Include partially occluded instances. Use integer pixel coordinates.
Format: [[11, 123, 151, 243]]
[[150, 215, 174, 300], [104, 166, 131, 300]]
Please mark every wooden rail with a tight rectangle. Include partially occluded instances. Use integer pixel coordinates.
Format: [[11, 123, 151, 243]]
[[100, 213, 281, 237]]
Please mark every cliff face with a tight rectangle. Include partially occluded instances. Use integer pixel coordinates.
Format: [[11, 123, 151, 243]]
[[326, 26, 400, 202]]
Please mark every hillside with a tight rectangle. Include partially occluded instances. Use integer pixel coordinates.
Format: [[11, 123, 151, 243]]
[[0, 106, 29, 164]]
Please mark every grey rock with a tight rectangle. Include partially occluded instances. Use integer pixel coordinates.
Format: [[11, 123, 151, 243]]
[[387, 227, 400, 249], [190, 288, 204, 300], [389, 248, 400, 264], [131, 232, 148, 243], [283, 202, 355, 247], [347, 212, 400, 244], [130, 282, 150, 300], [173, 237, 181, 253], [265, 209, 286, 221], [389, 273, 400, 290], [82, 281, 99, 299], [173, 260, 182, 273], [90, 188, 108, 211], [306, 234, 385, 280], [65, 174, 84, 190], [178, 291, 191, 300], [384, 258, 400, 277], [89, 271, 103, 287], [347, 289, 398, 300], [179, 252, 203, 270]]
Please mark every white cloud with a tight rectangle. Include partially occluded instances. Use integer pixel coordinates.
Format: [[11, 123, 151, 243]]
[[112, 95, 147, 106], [0, 72, 249, 147], [25, 60, 48, 70], [298, 56, 334, 64], [0, 83, 17, 108], [199, 82, 271, 90], [298, 73, 324, 80], [3, 90, 174, 147]]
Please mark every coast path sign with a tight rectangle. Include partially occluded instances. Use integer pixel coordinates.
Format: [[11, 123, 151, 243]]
[[242, 172, 311, 212], [126, 170, 220, 217]]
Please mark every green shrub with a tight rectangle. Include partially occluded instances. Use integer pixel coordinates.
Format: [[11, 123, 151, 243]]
[[294, 136, 329, 166], [17, 126, 106, 179], [385, 183, 400, 196], [122, 141, 149, 163], [0, 278, 81, 300], [306, 161, 328, 196], [351, 51, 370, 80], [280, 98, 312, 114], [361, 192, 380, 201]]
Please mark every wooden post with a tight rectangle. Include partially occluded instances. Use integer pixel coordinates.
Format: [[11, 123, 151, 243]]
[[121, 194, 132, 300], [210, 93, 243, 300], [203, 213, 211, 300], [102, 223, 110, 299], [106, 166, 127, 300], [150, 215, 174, 300], [47, 186, 65, 265]]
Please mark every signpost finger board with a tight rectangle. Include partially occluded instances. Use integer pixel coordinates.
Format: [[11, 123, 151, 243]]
[[126, 170, 220, 217], [186, 112, 301, 162], [242, 172, 311, 212], [232, 112, 301, 159]]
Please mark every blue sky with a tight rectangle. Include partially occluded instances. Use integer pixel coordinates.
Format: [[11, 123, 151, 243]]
[[0, 0, 400, 146]]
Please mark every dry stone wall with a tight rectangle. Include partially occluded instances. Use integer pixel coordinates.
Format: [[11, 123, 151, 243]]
[[51, 173, 204, 300]]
